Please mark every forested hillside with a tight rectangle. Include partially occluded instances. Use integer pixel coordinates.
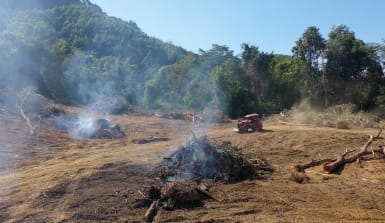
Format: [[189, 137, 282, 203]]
[[0, 0, 384, 117]]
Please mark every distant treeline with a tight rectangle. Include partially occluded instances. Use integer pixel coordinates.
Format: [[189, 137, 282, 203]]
[[0, 0, 384, 118]]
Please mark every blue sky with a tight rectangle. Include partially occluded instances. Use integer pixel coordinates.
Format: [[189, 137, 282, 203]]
[[90, 0, 385, 55]]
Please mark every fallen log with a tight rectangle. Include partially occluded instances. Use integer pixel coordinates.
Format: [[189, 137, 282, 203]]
[[293, 158, 336, 172], [323, 149, 357, 173], [323, 135, 385, 173], [295, 128, 385, 174], [279, 121, 316, 127]]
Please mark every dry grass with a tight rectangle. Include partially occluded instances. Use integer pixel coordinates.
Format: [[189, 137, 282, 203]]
[[265, 103, 381, 129], [1, 108, 385, 223], [290, 171, 310, 184], [336, 120, 349, 129], [322, 120, 335, 128]]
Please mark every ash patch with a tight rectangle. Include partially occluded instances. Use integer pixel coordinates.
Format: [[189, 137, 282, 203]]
[[0, 203, 12, 222], [30, 162, 156, 223], [33, 180, 71, 208], [66, 162, 155, 222]]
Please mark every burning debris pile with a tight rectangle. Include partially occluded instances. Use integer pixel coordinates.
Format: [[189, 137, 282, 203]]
[[159, 136, 272, 182], [49, 112, 125, 139], [136, 136, 273, 222]]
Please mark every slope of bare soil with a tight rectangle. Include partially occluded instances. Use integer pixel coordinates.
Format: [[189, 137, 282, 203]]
[[1, 108, 385, 223]]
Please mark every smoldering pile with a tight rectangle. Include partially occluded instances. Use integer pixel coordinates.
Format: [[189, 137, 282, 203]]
[[136, 136, 273, 222], [159, 136, 273, 183], [48, 110, 125, 139]]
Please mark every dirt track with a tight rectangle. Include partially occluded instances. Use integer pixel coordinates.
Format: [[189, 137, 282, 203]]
[[1, 110, 385, 223]]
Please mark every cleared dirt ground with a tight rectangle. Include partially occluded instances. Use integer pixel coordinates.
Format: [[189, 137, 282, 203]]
[[1, 108, 385, 223]]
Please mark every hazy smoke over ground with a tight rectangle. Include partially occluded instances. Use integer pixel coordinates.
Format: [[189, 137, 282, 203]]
[[264, 98, 382, 129], [0, 5, 47, 176], [0, 0, 227, 151], [58, 52, 125, 139]]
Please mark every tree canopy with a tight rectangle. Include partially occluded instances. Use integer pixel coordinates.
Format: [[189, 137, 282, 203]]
[[0, 0, 384, 117]]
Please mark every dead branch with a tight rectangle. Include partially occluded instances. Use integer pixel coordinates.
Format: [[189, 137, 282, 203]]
[[323, 134, 382, 173], [145, 199, 159, 223], [295, 128, 385, 174], [16, 102, 34, 135], [323, 149, 357, 173], [191, 130, 197, 140], [16, 87, 36, 135], [138, 190, 146, 198], [375, 128, 383, 139], [196, 184, 221, 202]]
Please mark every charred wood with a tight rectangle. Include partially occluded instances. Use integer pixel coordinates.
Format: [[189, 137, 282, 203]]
[[132, 137, 169, 144]]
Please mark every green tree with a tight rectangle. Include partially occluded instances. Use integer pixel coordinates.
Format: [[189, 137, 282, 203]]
[[144, 53, 199, 110], [326, 25, 384, 108], [269, 55, 302, 110], [241, 44, 273, 112], [211, 57, 254, 117], [292, 26, 326, 105]]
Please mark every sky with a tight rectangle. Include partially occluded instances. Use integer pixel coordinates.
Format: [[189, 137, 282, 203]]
[[90, 0, 385, 55]]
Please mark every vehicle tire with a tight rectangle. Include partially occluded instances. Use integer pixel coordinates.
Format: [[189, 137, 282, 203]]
[[257, 123, 263, 131], [239, 126, 247, 133]]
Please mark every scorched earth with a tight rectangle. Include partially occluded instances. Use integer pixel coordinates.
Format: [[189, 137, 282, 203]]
[[1, 105, 385, 223]]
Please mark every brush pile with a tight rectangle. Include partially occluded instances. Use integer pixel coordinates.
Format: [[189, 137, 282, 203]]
[[159, 136, 273, 182], [136, 136, 273, 222], [80, 118, 125, 139]]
